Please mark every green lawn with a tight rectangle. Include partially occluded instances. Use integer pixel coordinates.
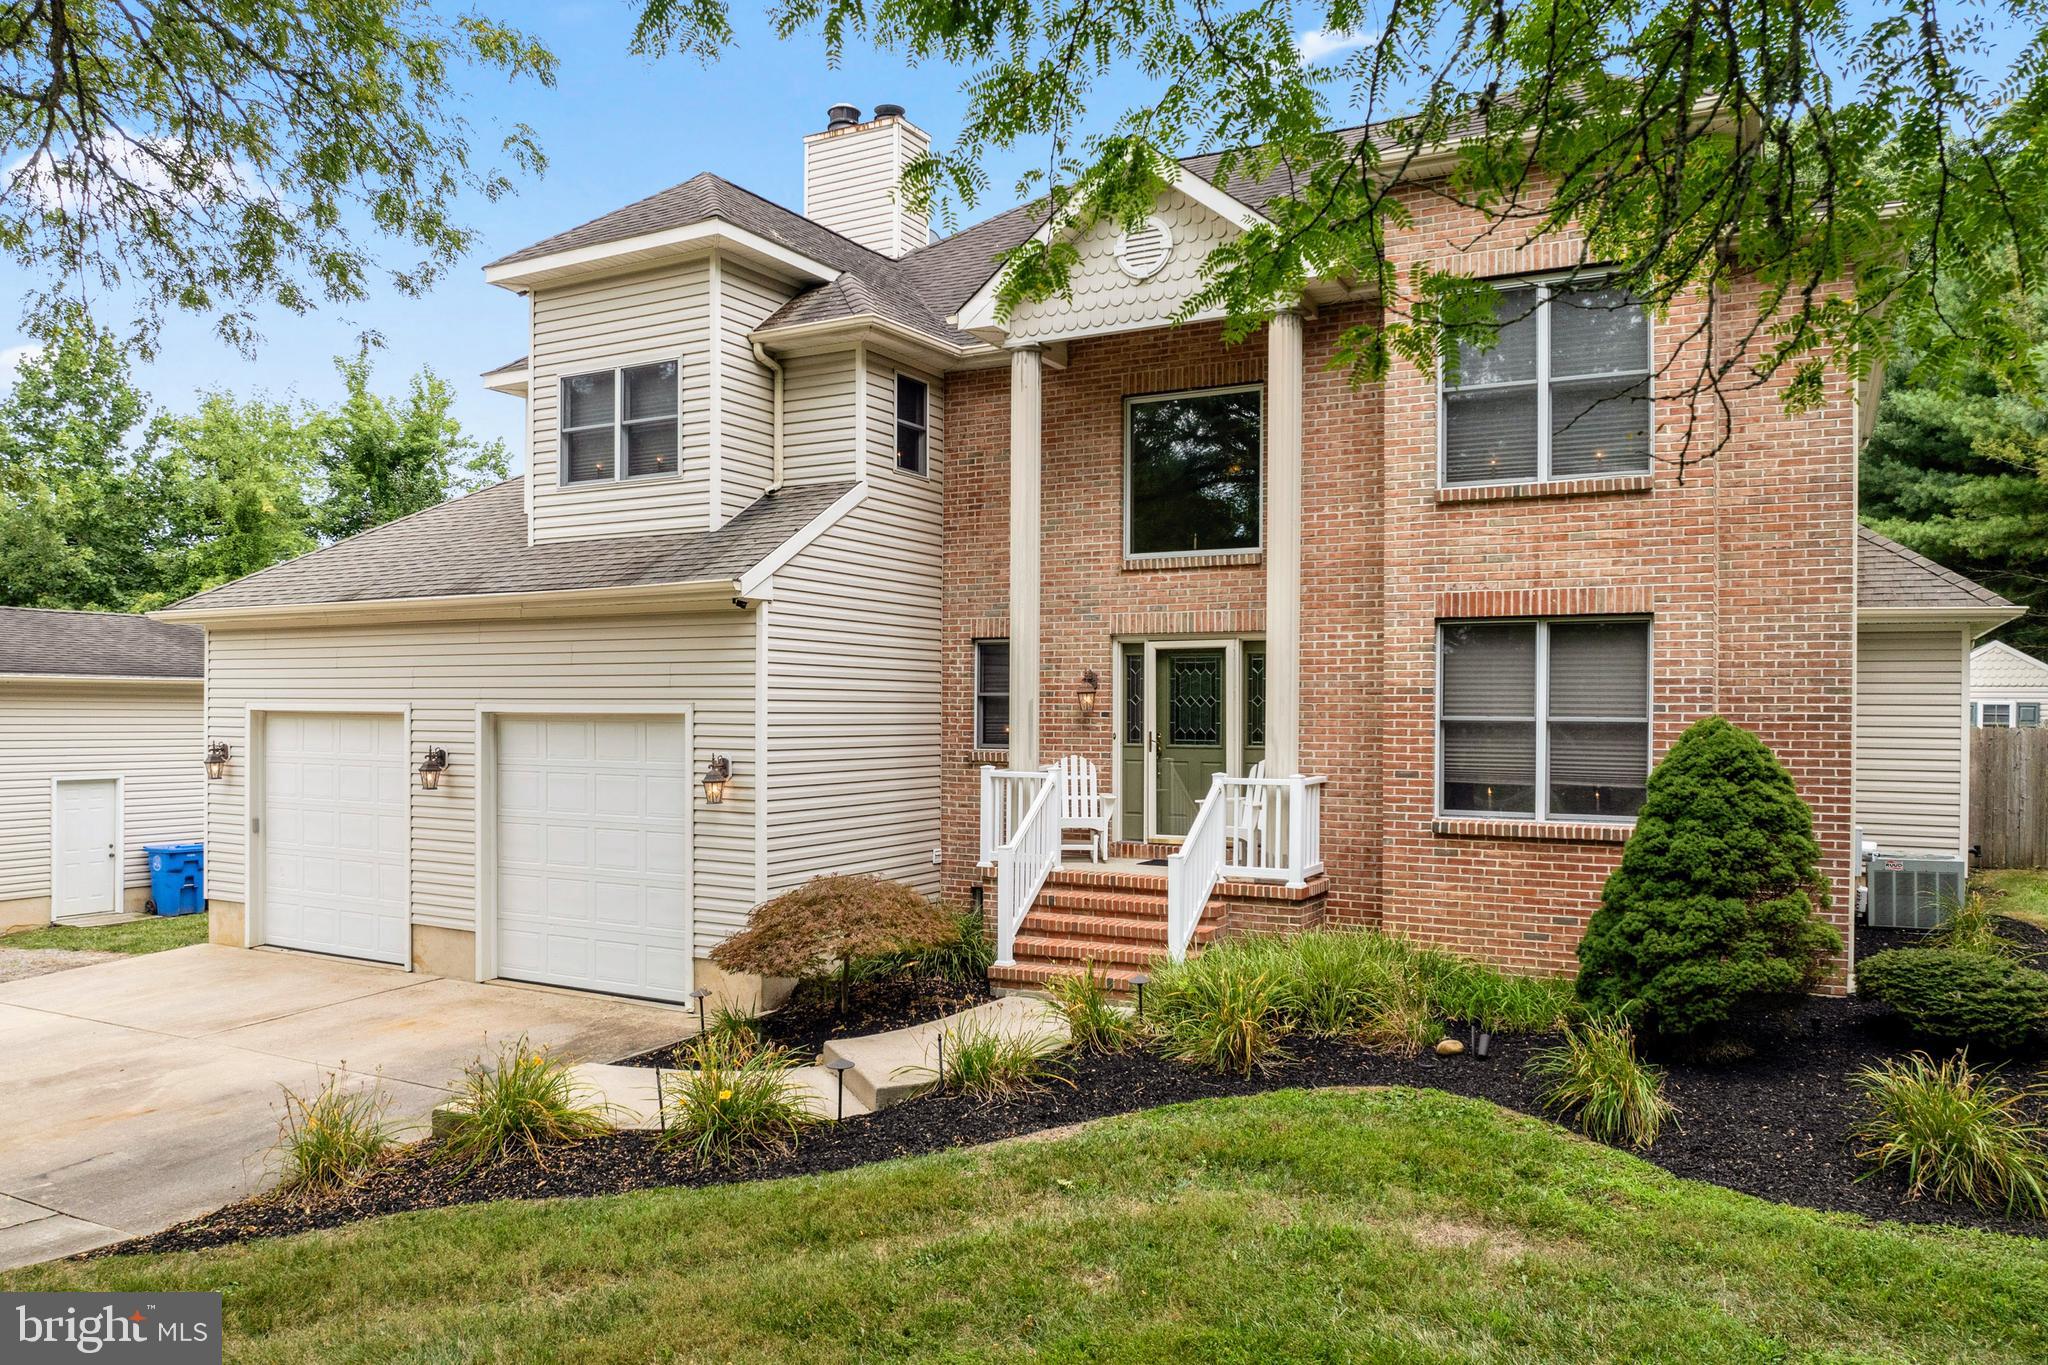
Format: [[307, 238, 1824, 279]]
[[1, 911, 208, 954], [6, 1088, 2042, 1363], [1972, 869, 2048, 932]]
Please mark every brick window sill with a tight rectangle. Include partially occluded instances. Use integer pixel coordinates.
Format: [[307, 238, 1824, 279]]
[[1432, 817, 1633, 844], [1436, 474, 1653, 505], [968, 749, 1012, 766], [1123, 550, 1264, 573]]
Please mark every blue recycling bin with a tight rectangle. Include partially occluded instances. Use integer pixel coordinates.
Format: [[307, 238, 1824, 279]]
[[143, 842, 205, 916]]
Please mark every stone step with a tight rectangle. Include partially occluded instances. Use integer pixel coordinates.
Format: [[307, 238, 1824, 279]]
[[818, 995, 1069, 1112]]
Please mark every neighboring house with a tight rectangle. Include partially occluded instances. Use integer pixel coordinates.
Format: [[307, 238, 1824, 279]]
[[1969, 639, 2048, 727], [0, 608, 205, 932], [153, 102, 2017, 1004]]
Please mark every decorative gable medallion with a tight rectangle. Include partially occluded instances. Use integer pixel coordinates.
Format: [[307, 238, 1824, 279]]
[[1115, 216, 1174, 280]]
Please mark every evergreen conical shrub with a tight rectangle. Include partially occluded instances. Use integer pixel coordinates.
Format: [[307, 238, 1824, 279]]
[[1576, 716, 1841, 1038]]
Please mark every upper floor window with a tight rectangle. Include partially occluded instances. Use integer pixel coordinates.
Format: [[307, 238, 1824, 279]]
[[1441, 281, 1651, 487], [975, 639, 1010, 749], [1439, 618, 1650, 822], [561, 361, 680, 484], [896, 374, 929, 476], [1125, 385, 1262, 558]]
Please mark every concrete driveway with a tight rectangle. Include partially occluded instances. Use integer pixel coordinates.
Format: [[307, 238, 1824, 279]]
[[0, 944, 693, 1269]]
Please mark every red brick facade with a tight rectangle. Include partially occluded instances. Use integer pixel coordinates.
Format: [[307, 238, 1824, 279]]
[[940, 208, 1858, 980]]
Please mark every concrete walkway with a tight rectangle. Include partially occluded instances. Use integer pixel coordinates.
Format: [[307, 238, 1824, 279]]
[[0, 944, 692, 1270]]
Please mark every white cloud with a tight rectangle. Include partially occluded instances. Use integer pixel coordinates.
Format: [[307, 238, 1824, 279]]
[[1297, 28, 1375, 63], [7, 132, 257, 215], [0, 342, 42, 385]]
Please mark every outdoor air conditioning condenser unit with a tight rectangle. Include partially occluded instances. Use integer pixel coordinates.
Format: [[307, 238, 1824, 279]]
[[1863, 852, 1966, 931]]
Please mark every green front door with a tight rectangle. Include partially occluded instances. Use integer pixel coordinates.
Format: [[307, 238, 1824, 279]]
[[1154, 649, 1227, 838]]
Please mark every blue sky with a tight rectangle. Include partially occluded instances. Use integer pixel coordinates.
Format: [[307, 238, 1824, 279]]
[[0, 4, 1212, 465]]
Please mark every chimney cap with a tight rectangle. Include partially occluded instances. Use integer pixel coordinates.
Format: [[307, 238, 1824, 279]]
[[825, 103, 861, 130], [873, 103, 906, 119]]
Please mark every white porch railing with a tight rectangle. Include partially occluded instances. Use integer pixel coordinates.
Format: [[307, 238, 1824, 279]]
[[983, 766, 1062, 968], [1165, 773, 1328, 962]]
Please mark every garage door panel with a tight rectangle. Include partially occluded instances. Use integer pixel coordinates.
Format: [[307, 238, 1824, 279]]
[[262, 712, 408, 966], [494, 714, 691, 1003]]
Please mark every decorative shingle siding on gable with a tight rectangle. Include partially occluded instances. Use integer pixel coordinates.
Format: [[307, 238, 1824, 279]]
[[1004, 189, 1240, 345]]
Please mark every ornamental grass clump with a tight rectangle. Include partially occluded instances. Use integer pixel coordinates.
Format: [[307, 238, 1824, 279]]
[[1926, 893, 2020, 958], [436, 1038, 615, 1172], [921, 1014, 1072, 1100], [1576, 716, 1841, 1041], [1527, 1017, 1674, 1149], [704, 1002, 766, 1061], [1857, 948, 2048, 1049], [660, 1041, 819, 1166], [711, 875, 964, 1014], [1045, 967, 1144, 1054], [271, 1076, 394, 1199], [1149, 945, 1293, 1077], [1850, 1052, 2048, 1217]]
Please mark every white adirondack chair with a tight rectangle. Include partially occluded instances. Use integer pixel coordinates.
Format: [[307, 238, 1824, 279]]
[[1224, 760, 1269, 868], [1053, 755, 1119, 863]]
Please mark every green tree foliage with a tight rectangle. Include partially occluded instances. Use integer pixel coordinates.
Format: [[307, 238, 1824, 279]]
[[640, 0, 2048, 471], [145, 391, 321, 607], [0, 311, 163, 608], [1577, 717, 1841, 1038], [1861, 298, 2048, 652], [0, 2, 555, 353], [314, 354, 508, 543]]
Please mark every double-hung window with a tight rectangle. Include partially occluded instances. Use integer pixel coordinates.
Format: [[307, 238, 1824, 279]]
[[1125, 385, 1263, 557], [975, 640, 1010, 749], [1439, 619, 1651, 822], [896, 374, 929, 475], [1441, 281, 1652, 486], [561, 361, 680, 483]]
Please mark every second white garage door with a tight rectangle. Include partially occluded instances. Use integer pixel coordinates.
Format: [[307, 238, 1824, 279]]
[[493, 716, 692, 1002], [261, 712, 408, 964]]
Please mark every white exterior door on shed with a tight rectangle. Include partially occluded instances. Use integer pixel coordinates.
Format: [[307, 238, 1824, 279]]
[[492, 715, 693, 1003], [52, 777, 119, 921], [259, 712, 408, 964]]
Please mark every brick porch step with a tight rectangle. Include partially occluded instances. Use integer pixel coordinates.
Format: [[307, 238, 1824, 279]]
[[986, 862, 1213, 991], [988, 960, 1156, 993]]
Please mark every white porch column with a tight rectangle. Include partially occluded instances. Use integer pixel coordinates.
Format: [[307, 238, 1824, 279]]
[[1008, 344, 1044, 769], [1265, 309, 1304, 774]]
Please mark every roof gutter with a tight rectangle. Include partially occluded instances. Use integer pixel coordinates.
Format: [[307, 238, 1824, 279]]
[[1858, 605, 2026, 636], [751, 338, 785, 490], [0, 672, 201, 684], [151, 578, 749, 629], [750, 314, 990, 365]]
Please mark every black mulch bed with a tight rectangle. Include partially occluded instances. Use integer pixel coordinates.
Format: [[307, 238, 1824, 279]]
[[98, 925, 2048, 1260], [617, 971, 994, 1070]]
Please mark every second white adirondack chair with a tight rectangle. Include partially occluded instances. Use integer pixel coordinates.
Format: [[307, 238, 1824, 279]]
[[1053, 755, 1119, 863], [1224, 760, 1269, 868]]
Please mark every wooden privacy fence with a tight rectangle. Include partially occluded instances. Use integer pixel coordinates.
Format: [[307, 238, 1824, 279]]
[[1971, 727, 2048, 868]]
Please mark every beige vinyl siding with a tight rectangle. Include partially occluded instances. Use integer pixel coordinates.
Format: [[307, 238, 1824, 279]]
[[767, 368, 945, 892], [0, 680, 203, 900], [801, 118, 930, 258], [203, 612, 761, 947], [780, 351, 859, 484], [720, 260, 796, 519], [528, 261, 712, 543], [1856, 626, 1970, 856]]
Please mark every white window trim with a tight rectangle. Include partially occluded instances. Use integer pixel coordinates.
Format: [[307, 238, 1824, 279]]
[[1123, 383, 1265, 561], [1434, 616, 1653, 824], [1974, 697, 2043, 727], [974, 638, 1010, 751], [559, 360, 683, 486], [1436, 275, 1654, 489], [894, 371, 930, 478]]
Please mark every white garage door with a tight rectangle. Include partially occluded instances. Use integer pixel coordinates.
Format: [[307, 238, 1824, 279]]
[[261, 712, 408, 964], [494, 716, 692, 1002]]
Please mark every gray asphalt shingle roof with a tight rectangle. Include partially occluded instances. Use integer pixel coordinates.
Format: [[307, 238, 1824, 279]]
[[0, 607, 202, 679], [1858, 527, 2019, 614], [168, 478, 854, 614]]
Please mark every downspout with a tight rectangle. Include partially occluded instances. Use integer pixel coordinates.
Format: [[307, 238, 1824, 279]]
[[752, 339, 785, 491]]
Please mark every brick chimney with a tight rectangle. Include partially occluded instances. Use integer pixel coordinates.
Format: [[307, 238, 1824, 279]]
[[802, 104, 930, 258]]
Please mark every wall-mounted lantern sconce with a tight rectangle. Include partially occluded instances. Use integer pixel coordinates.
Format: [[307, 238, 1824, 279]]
[[205, 742, 230, 781], [1075, 669, 1101, 716], [417, 747, 449, 791], [702, 753, 732, 805]]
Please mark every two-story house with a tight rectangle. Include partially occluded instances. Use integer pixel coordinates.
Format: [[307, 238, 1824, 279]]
[[156, 103, 2020, 1006]]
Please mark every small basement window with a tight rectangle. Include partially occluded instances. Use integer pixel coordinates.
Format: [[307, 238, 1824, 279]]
[[561, 361, 680, 483], [896, 374, 929, 475]]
